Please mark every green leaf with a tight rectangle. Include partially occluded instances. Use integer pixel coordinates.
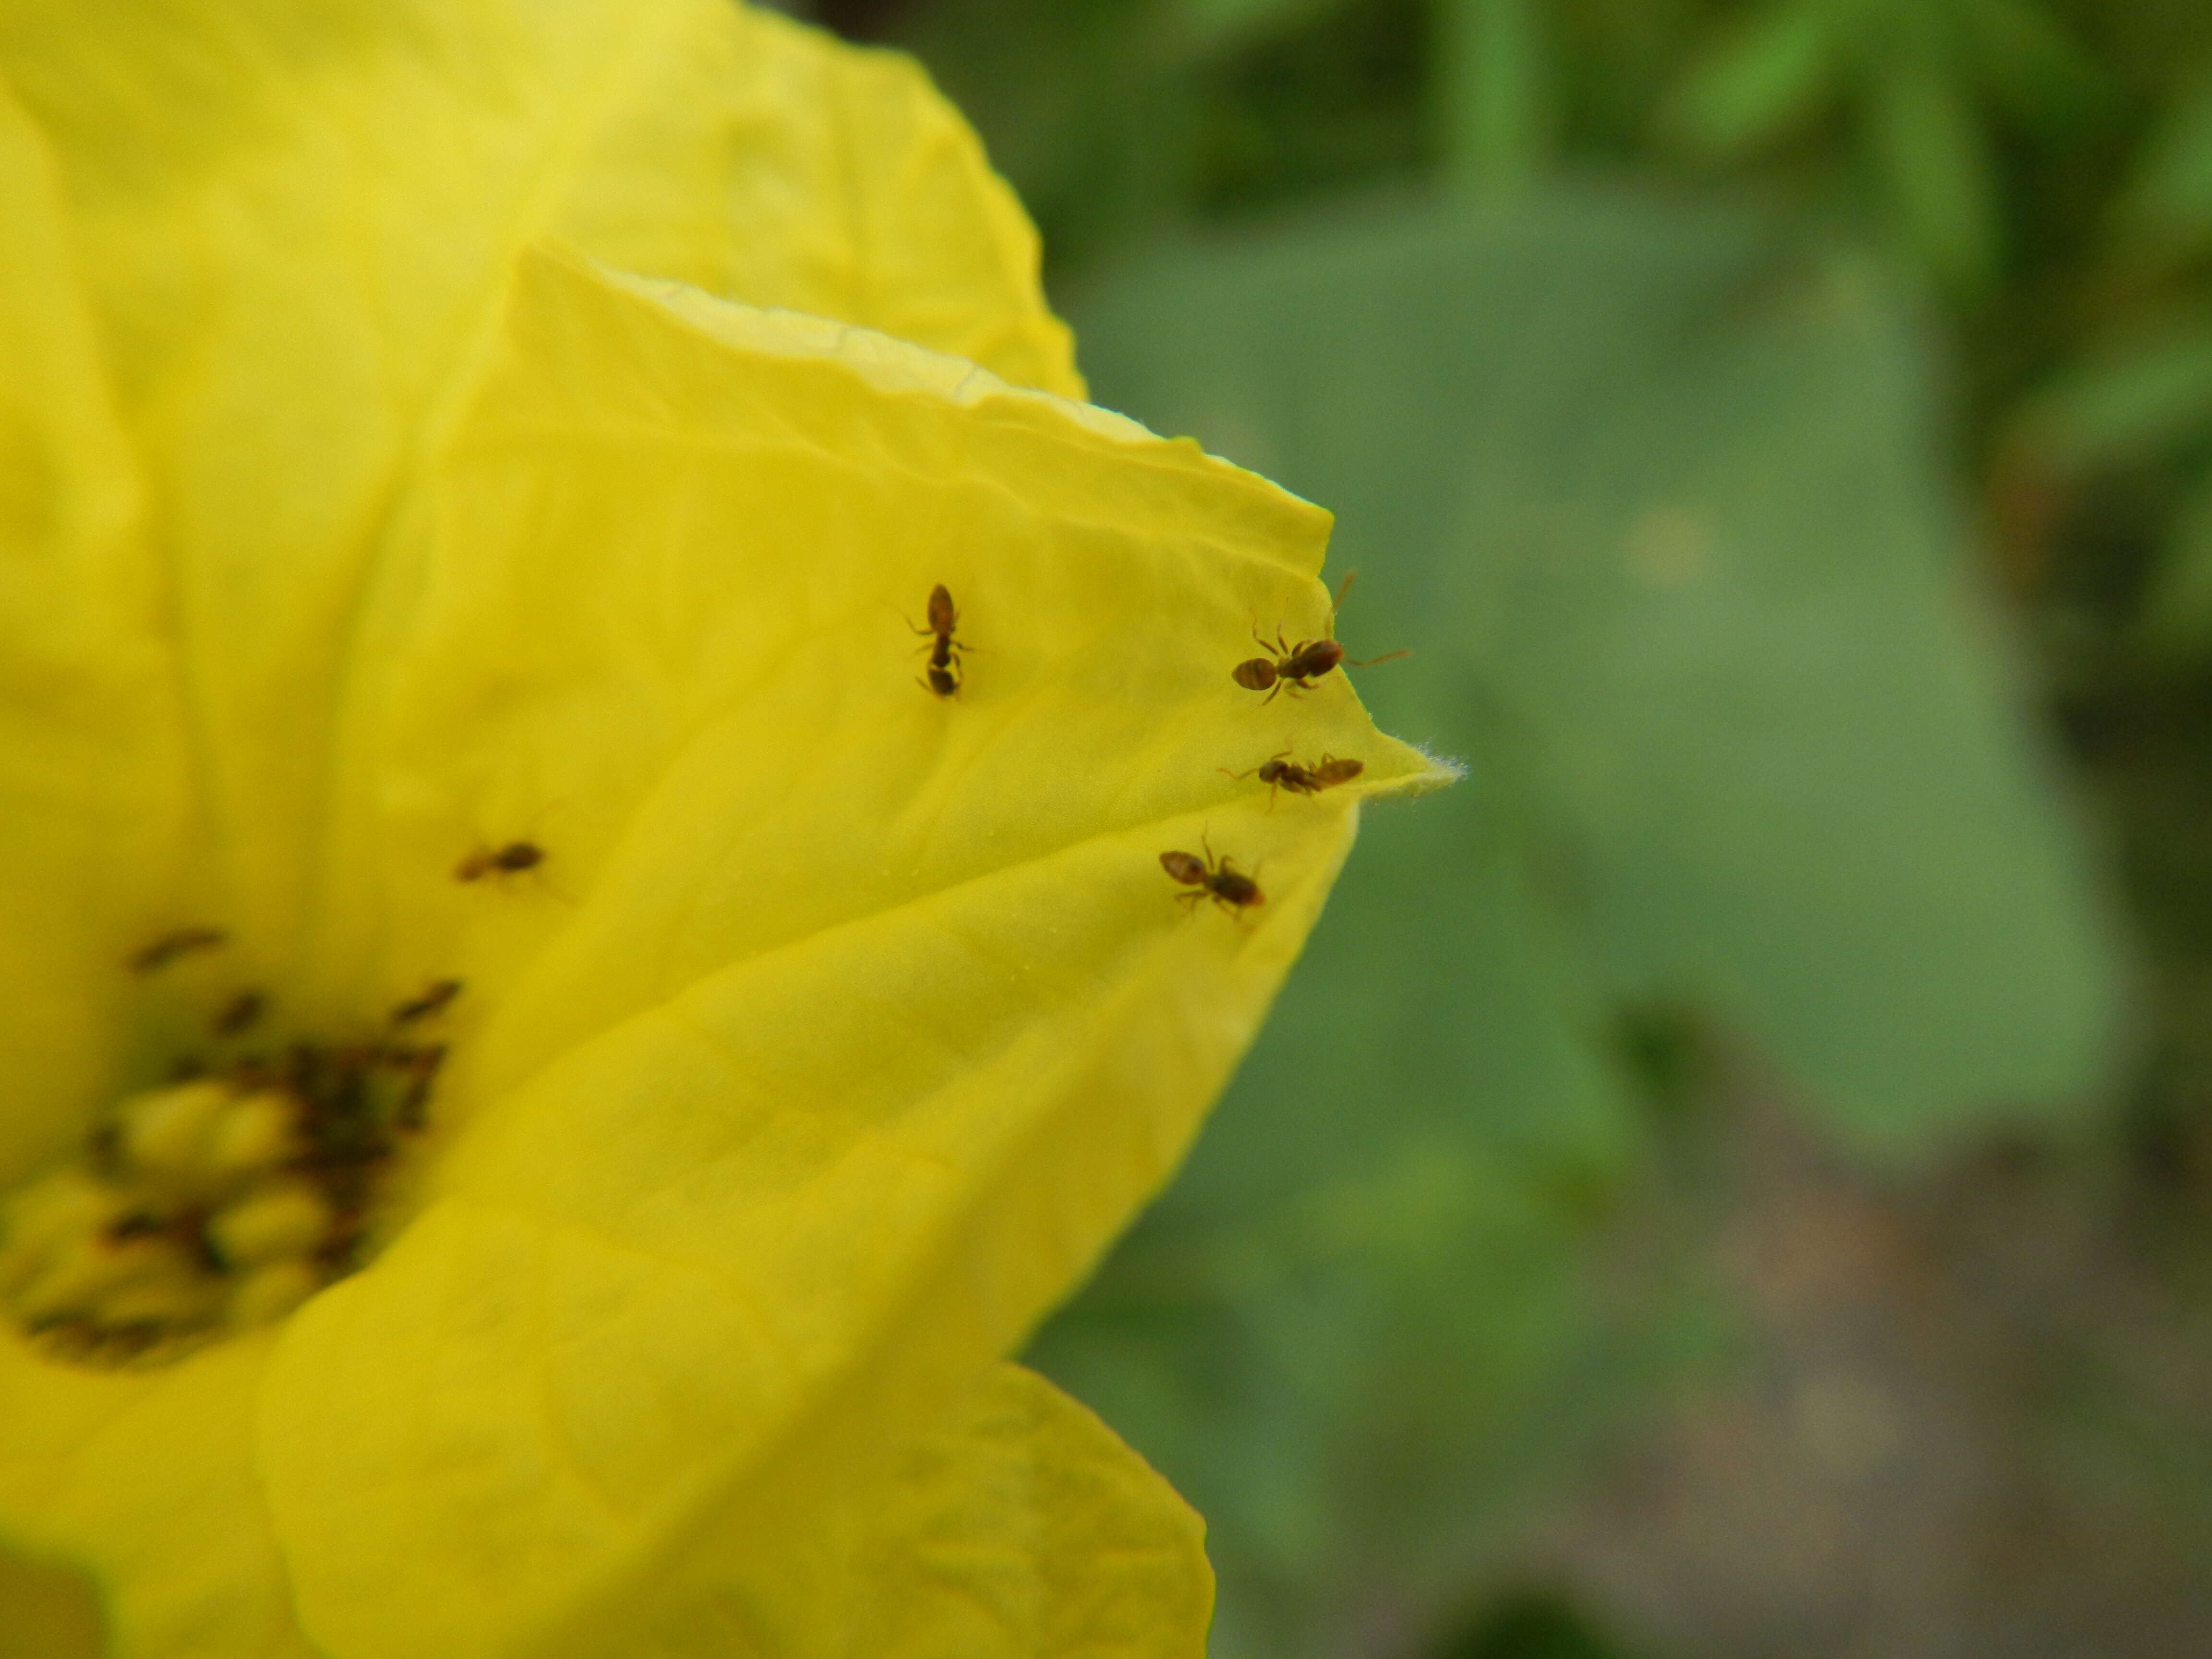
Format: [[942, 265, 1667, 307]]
[[2017, 309, 2212, 468], [2136, 465, 2212, 657], [1437, 1588, 1652, 1659], [1951, 0, 2112, 134], [1175, 0, 1348, 54], [1659, 1, 1839, 161], [1060, 186, 2120, 1165], [894, 0, 1208, 276], [2116, 78, 2212, 259], [1437, 0, 1558, 190], [1040, 180, 2124, 1653], [1863, 57, 2004, 294]]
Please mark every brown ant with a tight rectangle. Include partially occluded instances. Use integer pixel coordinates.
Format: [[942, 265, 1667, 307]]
[[455, 841, 545, 884], [1220, 749, 1365, 809], [377, 981, 460, 1129], [390, 978, 462, 1026], [1231, 570, 1406, 702], [1160, 835, 1266, 919], [909, 583, 967, 697], [385, 1044, 448, 1132], [130, 926, 227, 974], [212, 990, 266, 1038]]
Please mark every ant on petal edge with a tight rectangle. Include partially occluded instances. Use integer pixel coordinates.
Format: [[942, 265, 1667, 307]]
[[1232, 570, 1407, 701]]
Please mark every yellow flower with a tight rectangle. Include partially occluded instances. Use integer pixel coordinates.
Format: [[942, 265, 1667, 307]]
[[0, 2, 1449, 1656]]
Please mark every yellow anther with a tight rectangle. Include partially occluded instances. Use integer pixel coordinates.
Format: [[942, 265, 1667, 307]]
[[208, 1184, 331, 1267], [112, 1082, 232, 1183], [0, 1171, 119, 1301], [203, 1090, 299, 1177], [5, 1000, 453, 1362], [11, 1235, 185, 1327]]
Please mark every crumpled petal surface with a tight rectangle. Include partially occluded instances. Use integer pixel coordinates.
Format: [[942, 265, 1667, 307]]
[[0, 0, 1077, 1044], [522, 1362, 1213, 1659], [826, 1363, 1212, 1659], [252, 248, 1440, 1659]]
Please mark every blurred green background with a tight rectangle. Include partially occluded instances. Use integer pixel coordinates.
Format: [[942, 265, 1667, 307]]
[[803, 3, 2212, 1654]]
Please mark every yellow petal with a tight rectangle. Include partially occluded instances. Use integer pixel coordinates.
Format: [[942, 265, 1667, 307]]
[[0, 0, 1075, 982], [854, 1362, 1221, 1659], [2, 12, 1101, 1630], [0, 74, 294, 1659], [597, 1363, 1209, 1658], [0, 1548, 105, 1659], [4, 6, 1445, 1641], [0, 1334, 318, 1659], [0, 82, 185, 1183], [845, 1364, 1210, 1659], [253, 248, 1442, 1657], [549, 7, 1080, 400]]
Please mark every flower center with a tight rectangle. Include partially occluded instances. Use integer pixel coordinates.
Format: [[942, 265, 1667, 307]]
[[0, 967, 456, 1368]]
